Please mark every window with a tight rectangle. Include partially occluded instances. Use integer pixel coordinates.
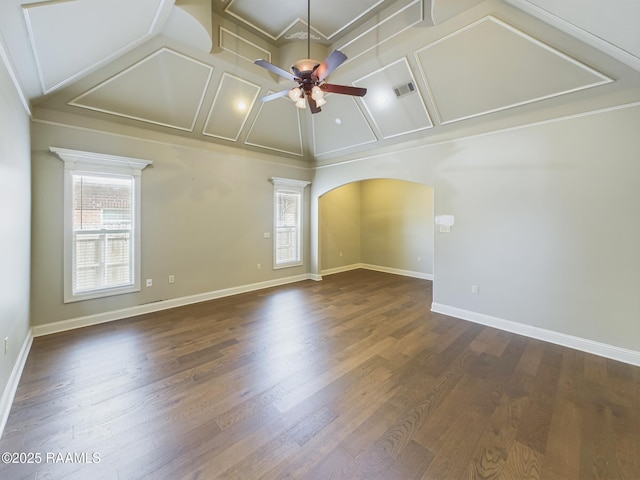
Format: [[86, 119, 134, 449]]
[[51, 147, 152, 302], [271, 177, 310, 268]]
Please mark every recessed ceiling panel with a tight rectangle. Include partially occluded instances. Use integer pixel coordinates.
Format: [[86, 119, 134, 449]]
[[354, 58, 433, 139], [23, 0, 165, 93], [69, 48, 213, 132], [520, 0, 640, 59], [415, 16, 613, 124], [337, 0, 422, 62], [225, 0, 384, 40], [245, 95, 303, 156], [219, 27, 271, 64], [313, 95, 377, 156], [203, 73, 260, 141]]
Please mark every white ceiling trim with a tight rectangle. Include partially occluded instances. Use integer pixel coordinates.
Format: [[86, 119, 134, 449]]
[[354, 56, 433, 139], [504, 0, 640, 71], [23, 0, 169, 95], [224, 0, 385, 41], [244, 93, 304, 157], [315, 0, 386, 41], [202, 72, 261, 142], [312, 96, 378, 157], [337, 0, 423, 65], [219, 27, 272, 64], [33, 118, 312, 170], [223, 0, 314, 42], [68, 48, 214, 132], [415, 16, 614, 126]]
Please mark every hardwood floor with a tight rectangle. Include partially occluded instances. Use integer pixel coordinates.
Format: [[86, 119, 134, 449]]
[[1, 270, 638, 479]]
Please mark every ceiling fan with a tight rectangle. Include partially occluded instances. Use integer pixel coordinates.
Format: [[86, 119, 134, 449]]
[[253, 0, 367, 114]]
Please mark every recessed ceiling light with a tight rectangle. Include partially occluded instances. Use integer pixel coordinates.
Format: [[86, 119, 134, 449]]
[[236, 101, 247, 112], [334, 118, 342, 125], [375, 93, 390, 107]]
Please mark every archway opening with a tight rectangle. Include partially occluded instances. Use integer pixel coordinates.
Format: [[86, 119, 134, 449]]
[[318, 178, 434, 281]]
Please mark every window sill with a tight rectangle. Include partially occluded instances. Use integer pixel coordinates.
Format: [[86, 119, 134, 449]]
[[273, 262, 303, 270], [64, 284, 140, 303]]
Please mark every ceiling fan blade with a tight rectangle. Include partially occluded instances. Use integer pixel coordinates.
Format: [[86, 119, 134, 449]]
[[254, 59, 298, 81], [259, 89, 291, 102], [321, 83, 367, 97], [313, 50, 347, 82], [308, 96, 322, 114]]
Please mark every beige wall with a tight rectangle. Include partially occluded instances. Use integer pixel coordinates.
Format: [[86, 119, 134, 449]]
[[311, 105, 640, 353], [360, 179, 434, 275], [319, 182, 361, 271], [29, 119, 312, 326], [320, 180, 434, 276], [0, 57, 31, 400], [21, 93, 640, 357]]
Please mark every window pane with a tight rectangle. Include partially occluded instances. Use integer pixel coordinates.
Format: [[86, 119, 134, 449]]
[[275, 191, 300, 265], [72, 174, 134, 294], [72, 175, 132, 231]]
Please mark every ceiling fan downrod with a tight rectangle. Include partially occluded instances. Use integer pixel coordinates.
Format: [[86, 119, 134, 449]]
[[252, 0, 366, 114]]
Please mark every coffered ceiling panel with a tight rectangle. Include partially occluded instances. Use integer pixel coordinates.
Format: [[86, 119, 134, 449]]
[[69, 48, 213, 132], [219, 27, 272, 64], [354, 57, 432, 139], [337, 0, 422, 62], [225, 0, 386, 41], [23, 0, 165, 93], [203, 73, 260, 141], [517, 0, 640, 59], [415, 16, 613, 124], [2, 0, 637, 163], [245, 96, 303, 156], [312, 95, 377, 157]]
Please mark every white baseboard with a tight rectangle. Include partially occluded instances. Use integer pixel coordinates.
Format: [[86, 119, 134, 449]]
[[322, 263, 434, 281], [321, 264, 362, 276], [32, 274, 314, 337], [33, 266, 433, 338], [361, 263, 433, 281], [0, 329, 33, 438], [431, 302, 640, 367]]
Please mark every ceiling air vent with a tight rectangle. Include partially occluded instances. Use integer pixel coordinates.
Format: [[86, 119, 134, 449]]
[[393, 81, 415, 98]]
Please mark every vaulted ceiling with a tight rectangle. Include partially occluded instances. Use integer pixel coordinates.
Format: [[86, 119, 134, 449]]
[[1, 0, 639, 164]]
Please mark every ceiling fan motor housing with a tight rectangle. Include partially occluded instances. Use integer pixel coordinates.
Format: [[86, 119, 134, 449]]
[[291, 58, 321, 74]]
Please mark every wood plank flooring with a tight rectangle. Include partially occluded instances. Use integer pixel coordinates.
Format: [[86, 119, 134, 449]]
[[1, 269, 638, 479]]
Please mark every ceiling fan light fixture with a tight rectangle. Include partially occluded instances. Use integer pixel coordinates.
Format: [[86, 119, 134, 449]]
[[253, 0, 365, 114], [311, 85, 327, 106], [288, 87, 303, 101], [311, 85, 324, 100]]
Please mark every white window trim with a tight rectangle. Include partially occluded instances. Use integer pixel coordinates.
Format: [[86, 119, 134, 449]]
[[270, 177, 310, 269], [51, 147, 152, 303]]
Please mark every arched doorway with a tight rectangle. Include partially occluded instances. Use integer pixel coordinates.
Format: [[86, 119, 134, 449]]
[[318, 179, 434, 280]]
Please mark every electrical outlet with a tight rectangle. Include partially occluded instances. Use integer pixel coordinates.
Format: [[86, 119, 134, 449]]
[[471, 285, 479, 294], [168, 275, 175, 284], [146, 279, 153, 287], [257, 264, 261, 270]]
